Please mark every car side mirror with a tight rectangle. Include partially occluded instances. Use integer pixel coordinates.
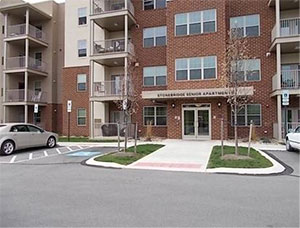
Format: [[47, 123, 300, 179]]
[[288, 129, 295, 133], [40, 129, 45, 133]]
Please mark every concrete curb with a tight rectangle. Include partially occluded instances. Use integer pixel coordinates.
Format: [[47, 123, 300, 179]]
[[85, 156, 125, 169], [205, 147, 285, 175]]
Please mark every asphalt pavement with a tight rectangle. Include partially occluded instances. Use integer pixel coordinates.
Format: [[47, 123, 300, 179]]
[[0, 146, 299, 227]]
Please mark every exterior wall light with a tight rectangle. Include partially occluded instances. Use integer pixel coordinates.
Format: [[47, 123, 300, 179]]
[[171, 103, 176, 108], [217, 102, 222, 108]]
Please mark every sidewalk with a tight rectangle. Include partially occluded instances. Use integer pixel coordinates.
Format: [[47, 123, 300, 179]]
[[127, 140, 217, 172], [84, 139, 286, 174]]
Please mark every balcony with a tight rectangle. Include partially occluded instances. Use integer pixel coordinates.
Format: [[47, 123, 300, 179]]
[[91, 0, 136, 32], [272, 69, 300, 95], [271, 18, 300, 52], [92, 38, 134, 66], [4, 89, 47, 104], [281, 70, 300, 89], [92, 0, 134, 16], [91, 78, 133, 101], [5, 24, 47, 44], [5, 56, 47, 74]]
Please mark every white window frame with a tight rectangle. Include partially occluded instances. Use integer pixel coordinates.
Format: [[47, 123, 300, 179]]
[[231, 104, 262, 127], [175, 56, 217, 81], [77, 74, 87, 92], [78, 7, 87, 26], [143, 66, 167, 86], [78, 40, 87, 57], [143, 106, 167, 126], [175, 9, 217, 36], [236, 59, 261, 81], [230, 14, 260, 38], [143, 0, 166, 10], [143, 26, 167, 47], [77, 108, 87, 126]]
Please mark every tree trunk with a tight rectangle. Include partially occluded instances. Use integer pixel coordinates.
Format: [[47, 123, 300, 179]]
[[234, 103, 238, 156]]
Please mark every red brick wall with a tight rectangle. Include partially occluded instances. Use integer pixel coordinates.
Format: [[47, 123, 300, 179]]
[[62, 66, 90, 137], [131, 0, 168, 138], [28, 103, 62, 134], [227, 0, 277, 139], [131, 0, 277, 140]]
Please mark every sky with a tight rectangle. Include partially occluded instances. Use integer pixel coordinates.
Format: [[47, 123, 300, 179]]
[[24, 0, 65, 3]]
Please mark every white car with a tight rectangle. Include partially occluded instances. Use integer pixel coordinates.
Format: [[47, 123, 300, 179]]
[[286, 126, 300, 151], [0, 123, 58, 155]]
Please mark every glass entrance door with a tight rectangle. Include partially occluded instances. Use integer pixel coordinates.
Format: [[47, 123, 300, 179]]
[[198, 110, 210, 137], [184, 110, 195, 136], [183, 106, 211, 139]]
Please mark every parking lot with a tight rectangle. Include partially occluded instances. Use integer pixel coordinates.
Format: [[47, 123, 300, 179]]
[[0, 145, 118, 164]]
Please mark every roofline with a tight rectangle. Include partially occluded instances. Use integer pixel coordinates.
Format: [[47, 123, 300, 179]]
[[0, 2, 52, 19]]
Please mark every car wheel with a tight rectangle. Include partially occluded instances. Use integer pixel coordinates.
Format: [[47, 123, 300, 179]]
[[47, 137, 56, 148], [1, 140, 15, 156], [286, 139, 294, 152]]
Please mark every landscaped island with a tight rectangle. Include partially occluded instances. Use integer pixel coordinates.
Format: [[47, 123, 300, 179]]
[[207, 146, 273, 169], [94, 144, 165, 165]]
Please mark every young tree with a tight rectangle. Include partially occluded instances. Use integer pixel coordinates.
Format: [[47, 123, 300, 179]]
[[114, 57, 139, 151], [221, 30, 254, 156]]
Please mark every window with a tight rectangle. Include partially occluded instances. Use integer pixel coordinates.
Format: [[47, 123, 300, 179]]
[[34, 52, 42, 67], [176, 56, 217, 81], [77, 74, 87, 91], [34, 81, 42, 95], [77, 108, 86, 126], [232, 104, 261, 126], [230, 14, 260, 38], [78, 40, 87, 57], [28, 125, 42, 133], [143, 26, 167, 47], [175, 9, 216, 36], [235, 59, 260, 81], [10, 125, 29, 132], [144, 106, 167, 126], [143, 66, 167, 86], [78, 8, 87, 25], [143, 0, 166, 10]]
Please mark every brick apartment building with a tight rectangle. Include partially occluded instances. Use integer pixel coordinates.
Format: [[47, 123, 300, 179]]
[[0, 0, 299, 141]]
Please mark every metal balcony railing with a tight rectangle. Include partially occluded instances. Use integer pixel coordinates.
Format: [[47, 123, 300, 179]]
[[93, 38, 134, 55], [6, 24, 47, 43], [93, 78, 133, 97], [6, 24, 26, 37], [92, 0, 134, 15], [5, 56, 47, 73], [28, 24, 47, 43], [280, 18, 300, 37], [5, 89, 47, 103], [93, 79, 125, 97], [281, 70, 300, 89], [6, 56, 26, 70], [28, 57, 47, 73]]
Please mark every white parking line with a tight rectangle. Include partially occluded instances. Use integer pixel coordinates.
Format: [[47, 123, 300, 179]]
[[1, 145, 97, 164], [67, 147, 73, 151], [78, 146, 83, 149], [9, 156, 17, 163]]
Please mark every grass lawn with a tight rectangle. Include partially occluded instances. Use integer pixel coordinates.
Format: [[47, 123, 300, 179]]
[[94, 144, 165, 165], [207, 145, 273, 169], [58, 137, 120, 143]]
